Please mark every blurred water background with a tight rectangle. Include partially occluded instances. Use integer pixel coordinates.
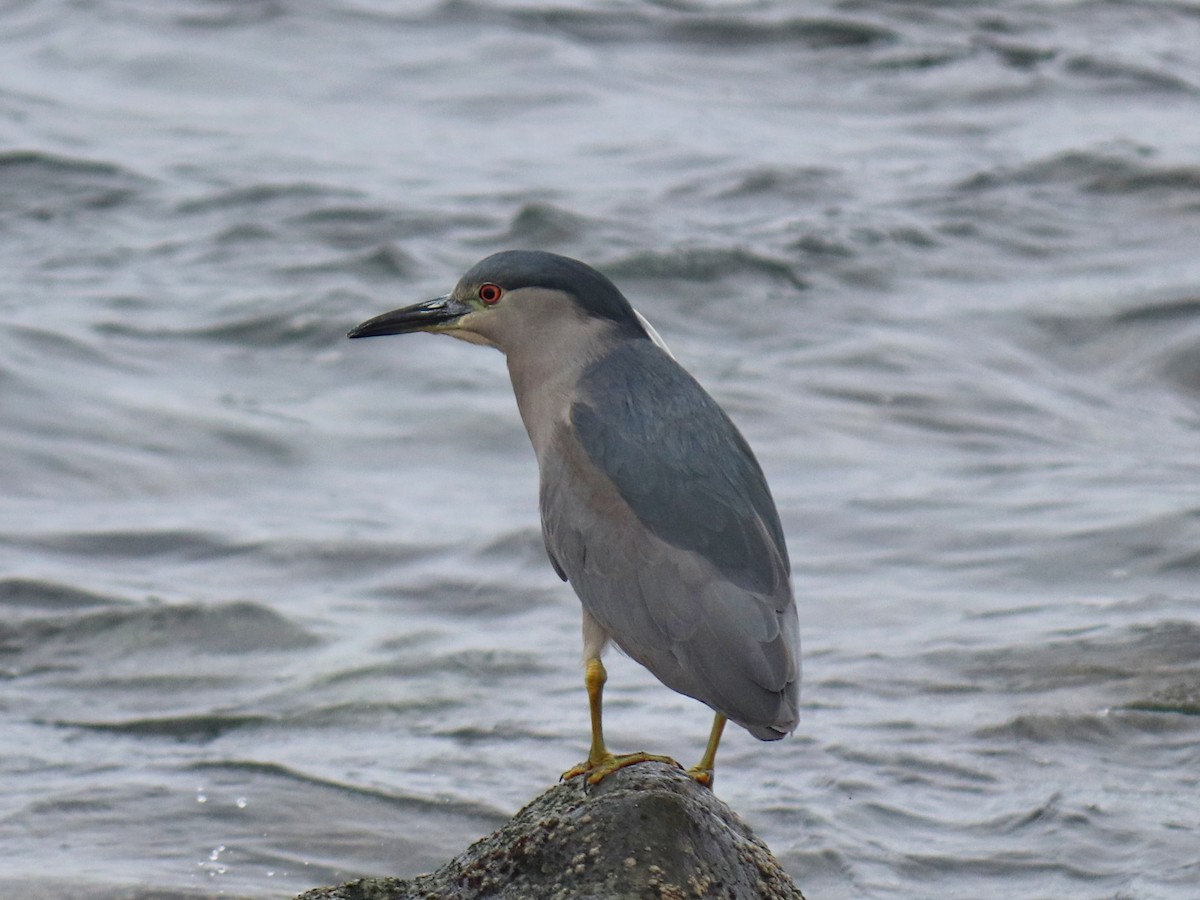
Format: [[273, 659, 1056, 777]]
[[2, 1, 1200, 897]]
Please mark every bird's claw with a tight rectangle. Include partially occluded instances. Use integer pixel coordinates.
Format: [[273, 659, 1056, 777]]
[[561, 751, 683, 785]]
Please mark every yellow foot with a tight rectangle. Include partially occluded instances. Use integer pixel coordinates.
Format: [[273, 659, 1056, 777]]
[[562, 751, 683, 785], [686, 764, 714, 789]]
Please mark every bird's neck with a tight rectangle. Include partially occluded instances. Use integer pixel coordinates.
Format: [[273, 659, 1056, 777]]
[[506, 321, 622, 461]]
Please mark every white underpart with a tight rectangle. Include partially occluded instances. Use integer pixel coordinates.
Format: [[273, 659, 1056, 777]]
[[582, 608, 611, 662], [634, 308, 675, 360]]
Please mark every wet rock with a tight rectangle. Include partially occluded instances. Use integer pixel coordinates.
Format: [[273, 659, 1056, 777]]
[[296, 761, 804, 900]]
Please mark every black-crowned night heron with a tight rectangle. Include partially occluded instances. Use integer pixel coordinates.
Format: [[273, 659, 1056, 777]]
[[348, 250, 799, 787]]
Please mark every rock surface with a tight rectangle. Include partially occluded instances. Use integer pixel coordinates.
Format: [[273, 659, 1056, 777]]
[[296, 762, 805, 900]]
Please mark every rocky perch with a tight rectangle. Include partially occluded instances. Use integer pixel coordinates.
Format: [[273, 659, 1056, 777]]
[[296, 761, 805, 900]]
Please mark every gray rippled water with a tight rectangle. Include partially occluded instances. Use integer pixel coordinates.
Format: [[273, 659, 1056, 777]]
[[2, 1, 1199, 898]]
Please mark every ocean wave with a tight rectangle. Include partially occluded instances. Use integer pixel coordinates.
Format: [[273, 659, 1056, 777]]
[[0, 150, 151, 221], [929, 620, 1200, 696], [4, 599, 320, 666], [0, 577, 127, 613], [420, 2, 897, 50], [958, 148, 1200, 197], [607, 246, 806, 288]]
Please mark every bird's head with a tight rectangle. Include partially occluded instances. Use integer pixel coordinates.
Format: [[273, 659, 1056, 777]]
[[348, 250, 655, 355]]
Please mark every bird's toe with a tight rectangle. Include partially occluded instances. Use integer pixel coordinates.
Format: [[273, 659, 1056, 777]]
[[561, 751, 683, 785]]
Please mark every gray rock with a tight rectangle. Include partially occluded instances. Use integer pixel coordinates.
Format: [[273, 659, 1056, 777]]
[[297, 762, 805, 900]]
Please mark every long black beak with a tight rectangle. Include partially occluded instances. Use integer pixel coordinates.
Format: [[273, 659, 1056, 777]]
[[347, 294, 472, 339]]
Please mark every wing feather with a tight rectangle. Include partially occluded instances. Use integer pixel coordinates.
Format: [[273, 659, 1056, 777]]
[[570, 340, 790, 594], [539, 338, 799, 736]]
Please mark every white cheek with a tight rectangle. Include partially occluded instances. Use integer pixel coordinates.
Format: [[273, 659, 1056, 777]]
[[446, 329, 499, 349]]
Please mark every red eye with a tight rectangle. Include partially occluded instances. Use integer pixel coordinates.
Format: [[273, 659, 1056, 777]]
[[478, 283, 502, 305]]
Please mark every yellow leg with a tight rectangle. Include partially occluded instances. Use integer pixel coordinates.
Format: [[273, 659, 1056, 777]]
[[687, 713, 727, 789], [585, 656, 609, 768], [561, 657, 681, 784]]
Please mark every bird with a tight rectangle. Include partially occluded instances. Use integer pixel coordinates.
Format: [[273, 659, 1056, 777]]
[[348, 250, 799, 788]]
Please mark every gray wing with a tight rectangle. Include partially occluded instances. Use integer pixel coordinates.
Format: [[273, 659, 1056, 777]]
[[570, 340, 790, 593], [540, 339, 799, 736]]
